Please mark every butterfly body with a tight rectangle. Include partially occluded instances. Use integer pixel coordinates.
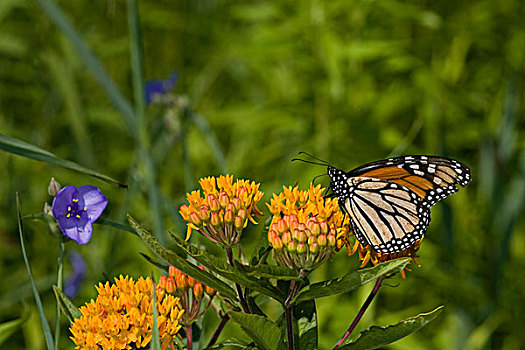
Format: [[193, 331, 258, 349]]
[[327, 155, 471, 254]]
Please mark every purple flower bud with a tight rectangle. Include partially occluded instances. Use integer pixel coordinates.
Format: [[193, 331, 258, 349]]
[[52, 185, 108, 244]]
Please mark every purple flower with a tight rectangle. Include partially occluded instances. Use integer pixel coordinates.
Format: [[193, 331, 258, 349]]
[[52, 185, 108, 244], [144, 71, 178, 105], [63, 251, 86, 298]]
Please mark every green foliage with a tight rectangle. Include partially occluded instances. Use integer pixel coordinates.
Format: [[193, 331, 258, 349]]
[[52, 286, 80, 323], [229, 311, 283, 350]]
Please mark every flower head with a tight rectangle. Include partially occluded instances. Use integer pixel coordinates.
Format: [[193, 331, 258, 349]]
[[266, 184, 350, 271], [179, 175, 264, 245], [70, 275, 184, 350], [145, 71, 178, 105], [158, 266, 216, 326], [52, 185, 108, 244]]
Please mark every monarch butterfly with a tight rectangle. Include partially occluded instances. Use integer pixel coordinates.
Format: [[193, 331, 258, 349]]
[[296, 154, 471, 254]]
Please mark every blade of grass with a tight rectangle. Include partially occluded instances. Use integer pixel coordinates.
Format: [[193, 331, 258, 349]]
[[17, 193, 54, 350], [0, 134, 126, 188], [53, 239, 64, 350], [150, 272, 161, 350], [190, 112, 227, 172], [33, 0, 136, 137]]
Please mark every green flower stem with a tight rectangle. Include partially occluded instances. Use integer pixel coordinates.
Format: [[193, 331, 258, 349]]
[[206, 313, 229, 348], [333, 277, 384, 349], [225, 246, 251, 314], [54, 239, 65, 350]]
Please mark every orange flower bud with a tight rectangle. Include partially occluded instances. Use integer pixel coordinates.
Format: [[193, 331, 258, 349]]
[[287, 241, 297, 252], [328, 233, 336, 247], [210, 212, 221, 226], [317, 234, 327, 246], [187, 276, 196, 288], [205, 285, 216, 296], [168, 266, 176, 278], [309, 242, 319, 253], [319, 221, 329, 234], [232, 197, 241, 211], [176, 274, 188, 291], [234, 215, 244, 230], [297, 242, 307, 254], [308, 235, 316, 246], [272, 235, 283, 249], [199, 205, 210, 221], [166, 277, 176, 294], [193, 283, 204, 300], [293, 229, 307, 243], [276, 218, 288, 233], [268, 229, 277, 243], [237, 208, 247, 221], [219, 191, 230, 208], [224, 209, 234, 224], [158, 275, 168, 290], [207, 194, 220, 212], [179, 204, 191, 219], [190, 211, 202, 226], [306, 217, 320, 236], [281, 231, 292, 244]]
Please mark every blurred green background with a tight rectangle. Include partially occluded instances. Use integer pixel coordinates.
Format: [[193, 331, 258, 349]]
[[1, 0, 524, 349]]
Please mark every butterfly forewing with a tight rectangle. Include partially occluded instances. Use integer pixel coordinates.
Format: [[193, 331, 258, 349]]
[[327, 155, 471, 254]]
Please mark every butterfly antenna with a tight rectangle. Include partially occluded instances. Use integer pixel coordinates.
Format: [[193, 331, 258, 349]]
[[298, 151, 331, 166], [291, 158, 327, 167], [311, 173, 327, 185]]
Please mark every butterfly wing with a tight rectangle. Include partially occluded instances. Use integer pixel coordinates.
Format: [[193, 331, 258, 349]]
[[348, 155, 471, 206], [344, 177, 430, 253]]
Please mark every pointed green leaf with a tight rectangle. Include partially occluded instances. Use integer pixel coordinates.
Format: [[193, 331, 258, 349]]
[[52, 286, 81, 323], [0, 134, 126, 188], [339, 306, 444, 349], [293, 258, 410, 303], [229, 311, 283, 350], [17, 194, 54, 350], [0, 304, 30, 346], [168, 232, 286, 301], [127, 215, 237, 300], [295, 300, 318, 350]]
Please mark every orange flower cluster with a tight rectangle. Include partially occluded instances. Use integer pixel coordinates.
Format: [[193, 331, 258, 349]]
[[179, 175, 264, 245], [70, 275, 184, 350], [266, 184, 350, 271], [158, 266, 216, 326]]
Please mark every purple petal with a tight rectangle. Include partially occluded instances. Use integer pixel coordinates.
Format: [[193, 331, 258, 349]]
[[77, 185, 108, 222], [59, 218, 93, 245], [52, 186, 77, 218]]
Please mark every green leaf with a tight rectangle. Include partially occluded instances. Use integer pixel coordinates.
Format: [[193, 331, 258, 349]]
[[241, 264, 300, 281], [52, 286, 81, 323], [168, 231, 286, 302], [127, 215, 237, 300], [293, 258, 410, 303], [295, 300, 318, 350], [229, 311, 283, 350], [0, 304, 30, 346], [338, 306, 444, 349], [140, 253, 169, 271], [0, 134, 126, 188], [17, 194, 54, 350]]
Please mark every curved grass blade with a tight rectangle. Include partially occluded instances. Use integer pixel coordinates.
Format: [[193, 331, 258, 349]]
[[127, 215, 237, 300], [17, 193, 54, 350], [338, 306, 444, 349], [293, 258, 410, 303], [52, 286, 81, 323], [0, 304, 30, 346], [229, 311, 283, 350], [0, 134, 126, 188]]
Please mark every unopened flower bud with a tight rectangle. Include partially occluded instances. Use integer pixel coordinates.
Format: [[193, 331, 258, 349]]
[[207, 194, 220, 212], [48, 177, 62, 197], [219, 191, 230, 208], [272, 235, 283, 249], [308, 235, 316, 246], [187, 276, 196, 288], [168, 266, 176, 278], [276, 219, 288, 233], [297, 242, 307, 254], [317, 234, 327, 246], [293, 229, 307, 243], [199, 205, 210, 221], [306, 218, 320, 236], [166, 277, 176, 294], [234, 215, 244, 230], [44, 202, 53, 216], [179, 204, 191, 219], [176, 274, 188, 291], [224, 209, 234, 224], [193, 283, 204, 300], [158, 275, 168, 290], [190, 212, 202, 226], [327, 233, 336, 247], [205, 285, 216, 296], [281, 231, 292, 244], [210, 212, 221, 227], [232, 197, 241, 211], [268, 229, 277, 243], [309, 242, 319, 253], [287, 241, 297, 252], [237, 208, 247, 221]]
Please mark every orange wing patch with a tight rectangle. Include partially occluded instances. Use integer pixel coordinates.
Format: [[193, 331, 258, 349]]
[[358, 166, 434, 199]]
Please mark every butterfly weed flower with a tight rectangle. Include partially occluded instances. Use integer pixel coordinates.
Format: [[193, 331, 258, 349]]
[[266, 184, 350, 271], [70, 275, 184, 350], [52, 185, 108, 245], [179, 175, 264, 246]]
